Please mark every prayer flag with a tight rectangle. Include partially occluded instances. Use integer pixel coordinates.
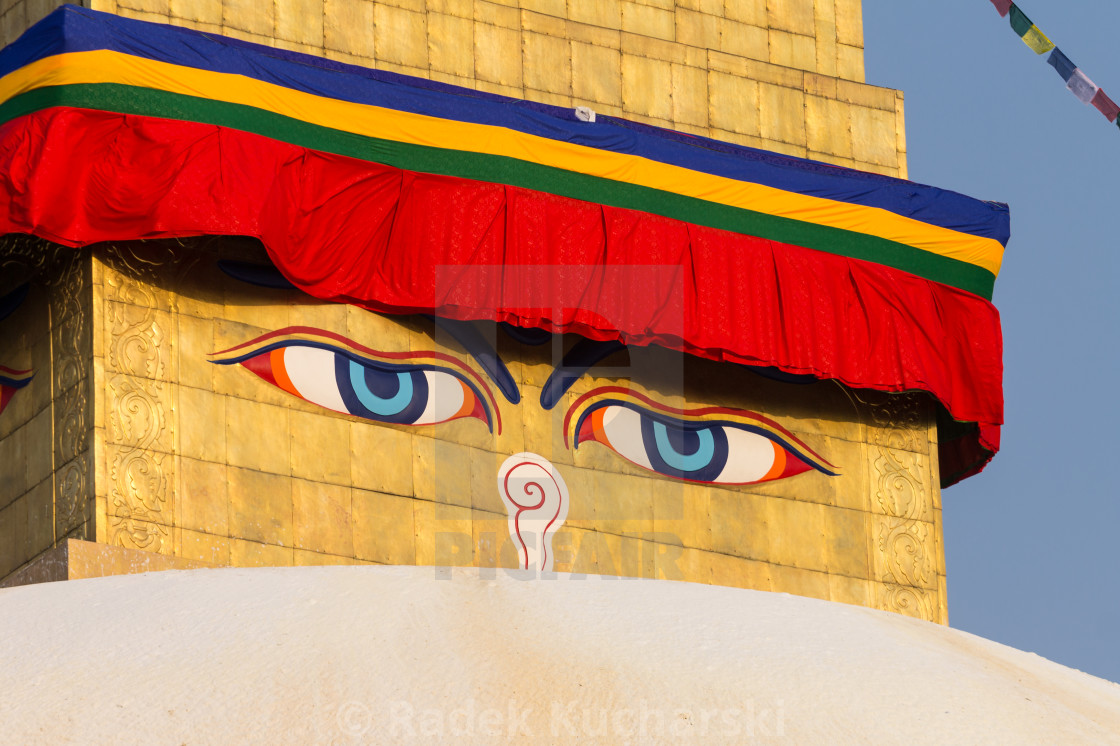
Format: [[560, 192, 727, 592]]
[[1008, 5, 1033, 36], [1047, 48, 1076, 82], [1067, 69, 1098, 104], [1009, 6, 1055, 54], [1020, 26, 1055, 54], [1091, 89, 1120, 122], [990, 0, 1012, 17]]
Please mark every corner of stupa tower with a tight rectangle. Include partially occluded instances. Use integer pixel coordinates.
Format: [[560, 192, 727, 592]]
[[0, 0, 950, 626]]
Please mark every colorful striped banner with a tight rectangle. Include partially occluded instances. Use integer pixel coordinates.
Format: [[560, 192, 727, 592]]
[[0, 6, 1006, 485]]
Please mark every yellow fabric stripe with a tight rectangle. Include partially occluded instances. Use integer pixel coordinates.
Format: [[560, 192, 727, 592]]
[[0, 50, 1005, 275], [1022, 26, 1056, 55]]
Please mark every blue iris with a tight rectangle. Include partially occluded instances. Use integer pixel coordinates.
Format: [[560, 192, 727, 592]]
[[639, 413, 729, 482], [334, 355, 429, 424], [348, 360, 412, 416]]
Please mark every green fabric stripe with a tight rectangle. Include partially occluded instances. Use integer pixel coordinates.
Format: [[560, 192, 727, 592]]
[[1009, 5, 1033, 37], [0, 83, 996, 298]]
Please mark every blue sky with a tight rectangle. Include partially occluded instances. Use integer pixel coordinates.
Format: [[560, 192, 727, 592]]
[[863, 1, 1120, 684]]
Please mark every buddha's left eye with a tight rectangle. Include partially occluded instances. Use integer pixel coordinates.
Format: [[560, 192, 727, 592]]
[[572, 401, 835, 485], [215, 342, 492, 431]]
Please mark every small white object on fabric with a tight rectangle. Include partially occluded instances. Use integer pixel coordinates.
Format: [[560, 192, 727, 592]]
[[574, 106, 596, 122]]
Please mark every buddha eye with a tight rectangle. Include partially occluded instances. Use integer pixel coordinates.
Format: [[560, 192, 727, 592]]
[[570, 398, 835, 485], [212, 339, 492, 431]]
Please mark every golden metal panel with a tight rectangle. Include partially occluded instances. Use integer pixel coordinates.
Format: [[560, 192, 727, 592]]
[[572, 41, 622, 107], [228, 465, 294, 546], [352, 488, 417, 564], [178, 457, 229, 535], [374, 4, 428, 68], [293, 479, 355, 556], [428, 12, 475, 77]]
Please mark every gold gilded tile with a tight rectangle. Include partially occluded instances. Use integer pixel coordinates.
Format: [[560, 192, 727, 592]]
[[724, 0, 767, 27], [671, 63, 707, 127], [118, 0, 170, 15], [179, 528, 230, 566], [293, 549, 363, 566], [768, 29, 816, 72], [708, 71, 760, 136], [572, 42, 622, 107], [226, 398, 291, 475], [850, 104, 898, 167], [228, 465, 293, 546], [834, 0, 864, 48], [290, 409, 350, 485], [709, 490, 769, 561], [674, 8, 718, 50], [837, 42, 864, 82], [766, 0, 815, 36], [427, 0, 472, 18], [770, 563, 830, 600], [806, 94, 853, 158], [179, 457, 229, 535], [230, 538, 295, 567], [718, 17, 768, 60], [620, 2, 674, 41], [293, 479, 354, 557], [414, 499, 473, 566], [519, 0, 565, 18], [325, 0, 375, 57], [24, 408, 51, 491], [709, 552, 771, 591], [178, 387, 226, 463], [428, 12, 475, 77], [353, 488, 417, 564], [523, 31, 572, 95], [621, 53, 672, 120], [276, 0, 324, 46], [176, 314, 216, 393], [222, 0, 274, 37], [765, 497, 825, 571], [759, 81, 806, 145], [594, 470, 654, 536], [821, 505, 870, 578], [351, 422, 414, 496], [828, 573, 871, 608], [374, 5, 428, 68], [169, 0, 222, 25], [475, 0, 517, 28], [568, 0, 621, 29]]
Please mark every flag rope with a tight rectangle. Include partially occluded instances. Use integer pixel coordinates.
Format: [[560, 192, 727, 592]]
[[989, 1, 1120, 127]]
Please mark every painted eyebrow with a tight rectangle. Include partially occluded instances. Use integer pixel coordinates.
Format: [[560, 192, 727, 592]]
[[540, 338, 627, 411], [217, 261, 522, 405], [0, 284, 29, 323], [428, 316, 520, 405]]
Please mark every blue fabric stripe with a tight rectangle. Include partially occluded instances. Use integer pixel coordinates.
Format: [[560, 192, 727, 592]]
[[1047, 48, 1077, 82], [0, 5, 1010, 246]]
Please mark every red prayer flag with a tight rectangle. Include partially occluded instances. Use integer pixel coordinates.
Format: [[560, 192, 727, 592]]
[[990, 0, 1013, 17], [1091, 89, 1120, 122]]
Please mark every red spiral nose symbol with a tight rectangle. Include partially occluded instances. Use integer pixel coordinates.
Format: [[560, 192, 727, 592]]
[[498, 453, 570, 572]]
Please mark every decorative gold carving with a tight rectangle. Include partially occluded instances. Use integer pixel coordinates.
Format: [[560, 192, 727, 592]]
[[0, 235, 93, 541], [100, 243, 195, 552], [871, 446, 936, 621], [853, 389, 927, 453]]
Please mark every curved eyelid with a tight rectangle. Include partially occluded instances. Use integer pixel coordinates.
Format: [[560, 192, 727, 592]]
[[209, 327, 502, 434], [563, 385, 836, 475]]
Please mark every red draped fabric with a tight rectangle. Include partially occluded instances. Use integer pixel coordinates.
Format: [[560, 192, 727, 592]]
[[0, 108, 1003, 484]]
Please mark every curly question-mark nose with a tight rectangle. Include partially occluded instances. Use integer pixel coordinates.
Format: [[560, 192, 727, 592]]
[[497, 452, 569, 572]]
